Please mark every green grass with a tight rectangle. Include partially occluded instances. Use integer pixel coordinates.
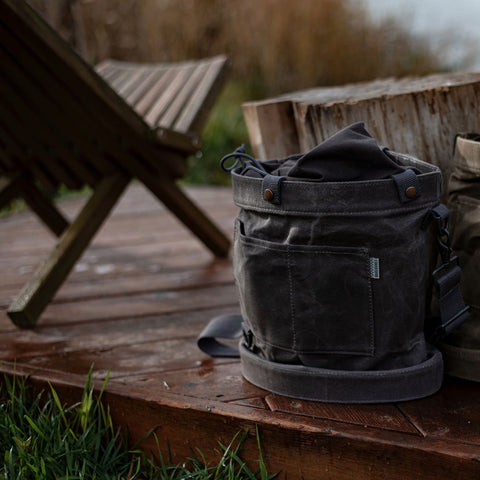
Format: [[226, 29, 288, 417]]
[[0, 368, 276, 479], [0, 199, 26, 219]]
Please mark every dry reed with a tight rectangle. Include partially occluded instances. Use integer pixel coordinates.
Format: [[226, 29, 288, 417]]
[[29, 0, 463, 97]]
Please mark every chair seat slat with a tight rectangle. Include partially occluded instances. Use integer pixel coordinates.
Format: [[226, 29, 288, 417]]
[[173, 57, 229, 134], [158, 62, 209, 131], [132, 69, 174, 118], [121, 69, 163, 107], [94, 59, 113, 77], [104, 67, 132, 90], [144, 65, 195, 128], [115, 66, 150, 98]]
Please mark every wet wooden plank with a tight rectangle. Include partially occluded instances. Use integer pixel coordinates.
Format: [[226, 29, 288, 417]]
[[115, 362, 267, 403], [0, 210, 235, 264], [100, 380, 480, 480], [0, 259, 234, 308], [2, 360, 480, 480], [4, 336, 236, 380], [0, 245, 229, 294], [0, 185, 236, 301], [100, 384, 480, 480], [2, 183, 480, 479], [266, 394, 420, 435], [0, 183, 234, 228], [33, 282, 237, 325], [0, 305, 238, 355], [0, 223, 233, 270], [399, 378, 480, 445], [230, 397, 269, 410]]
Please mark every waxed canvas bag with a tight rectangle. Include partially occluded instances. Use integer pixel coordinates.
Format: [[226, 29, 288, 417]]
[[440, 133, 480, 381], [198, 123, 469, 403]]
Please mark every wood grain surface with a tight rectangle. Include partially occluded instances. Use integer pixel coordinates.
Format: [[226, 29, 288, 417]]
[[1, 183, 480, 479]]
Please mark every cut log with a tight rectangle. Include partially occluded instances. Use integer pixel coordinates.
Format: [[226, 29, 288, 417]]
[[243, 72, 480, 196]]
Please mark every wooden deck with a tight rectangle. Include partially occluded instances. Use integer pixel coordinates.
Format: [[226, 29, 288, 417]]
[[1, 183, 480, 479]]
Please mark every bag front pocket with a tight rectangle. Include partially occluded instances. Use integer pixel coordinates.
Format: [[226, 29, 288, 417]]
[[234, 221, 375, 356]]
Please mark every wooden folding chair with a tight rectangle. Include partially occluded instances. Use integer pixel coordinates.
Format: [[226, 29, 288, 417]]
[[0, 0, 231, 328]]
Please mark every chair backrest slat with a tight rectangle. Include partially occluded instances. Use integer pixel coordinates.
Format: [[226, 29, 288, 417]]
[[0, 0, 152, 145], [0, 57, 81, 189], [0, 130, 19, 172], [0, 122, 59, 191], [0, 21, 107, 188]]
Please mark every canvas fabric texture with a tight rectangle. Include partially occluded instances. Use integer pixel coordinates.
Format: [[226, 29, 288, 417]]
[[198, 123, 470, 403], [441, 134, 480, 381], [230, 123, 446, 402]]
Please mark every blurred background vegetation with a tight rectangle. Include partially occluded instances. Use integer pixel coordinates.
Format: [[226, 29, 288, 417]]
[[30, 0, 475, 185]]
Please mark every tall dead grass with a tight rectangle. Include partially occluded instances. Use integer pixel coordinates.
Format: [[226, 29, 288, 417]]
[[29, 0, 470, 185], [31, 0, 458, 97]]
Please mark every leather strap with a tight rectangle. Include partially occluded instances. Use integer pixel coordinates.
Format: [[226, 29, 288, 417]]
[[197, 314, 242, 357], [391, 168, 421, 203], [261, 174, 285, 205]]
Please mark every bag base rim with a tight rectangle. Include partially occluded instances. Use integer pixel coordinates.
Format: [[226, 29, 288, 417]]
[[240, 341, 444, 403]]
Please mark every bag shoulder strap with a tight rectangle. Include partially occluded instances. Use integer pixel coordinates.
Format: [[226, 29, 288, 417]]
[[425, 204, 470, 342]]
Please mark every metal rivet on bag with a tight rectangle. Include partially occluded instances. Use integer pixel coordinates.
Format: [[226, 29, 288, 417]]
[[405, 186, 417, 199], [264, 188, 274, 201]]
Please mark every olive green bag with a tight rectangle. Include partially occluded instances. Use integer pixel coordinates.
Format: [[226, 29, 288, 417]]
[[441, 133, 480, 381]]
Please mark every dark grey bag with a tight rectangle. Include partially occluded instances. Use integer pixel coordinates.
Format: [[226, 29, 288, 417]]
[[198, 123, 469, 403]]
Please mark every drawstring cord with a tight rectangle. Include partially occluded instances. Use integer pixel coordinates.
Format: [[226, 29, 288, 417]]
[[220, 144, 268, 177]]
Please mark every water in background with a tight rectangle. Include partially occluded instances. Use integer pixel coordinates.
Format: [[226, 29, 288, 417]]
[[362, 0, 480, 70]]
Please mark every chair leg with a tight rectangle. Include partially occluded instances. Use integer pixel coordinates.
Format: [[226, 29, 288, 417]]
[[111, 149, 231, 258], [7, 173, 130, 328], [142, 175, 231, 258], [0, 173, 69, 236]]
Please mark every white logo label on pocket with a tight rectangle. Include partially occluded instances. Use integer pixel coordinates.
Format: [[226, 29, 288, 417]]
[[370, 257, 380, 280]]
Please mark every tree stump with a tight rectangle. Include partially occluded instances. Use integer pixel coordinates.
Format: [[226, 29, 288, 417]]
[[243, 72, 480, 195]]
